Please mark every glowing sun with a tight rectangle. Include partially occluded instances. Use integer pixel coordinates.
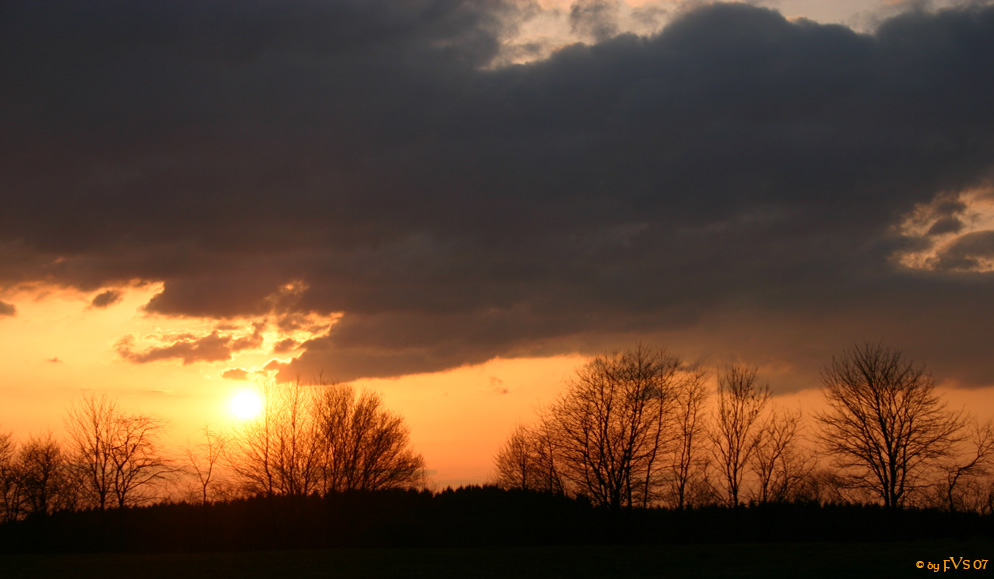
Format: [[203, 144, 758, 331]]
[[230, 390, 264, 420]]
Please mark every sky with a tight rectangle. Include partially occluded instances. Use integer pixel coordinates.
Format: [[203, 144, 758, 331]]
[[2, 0, 994, 488]]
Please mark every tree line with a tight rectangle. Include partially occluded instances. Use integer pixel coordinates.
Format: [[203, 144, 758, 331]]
[[492, 343, 994, 514], [0, 381, 424, 523], [2, 342, 993, 531], [6, 485, 990, 553]]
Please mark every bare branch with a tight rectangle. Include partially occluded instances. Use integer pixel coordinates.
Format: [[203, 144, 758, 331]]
[[815, 343, 965, 508]]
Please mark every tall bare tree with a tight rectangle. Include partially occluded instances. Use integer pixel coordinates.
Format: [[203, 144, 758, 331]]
[[272, 381, 323, 496], [64, 395, 171, 510], [185, 425, 229, 505], [942, 418, 994, 512], [313, 383, 425, 492], [667, 366, 709, 509], [709, 364, 770, 507], [816, 343, 965, 509], [749, 407, 814, 503], [230, 381, 322, 497], [551, 345, 680, 510], [109, 413, 171, 508]]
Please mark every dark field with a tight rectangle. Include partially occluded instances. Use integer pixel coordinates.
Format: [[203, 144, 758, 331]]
[[2, 539, 989, 579]]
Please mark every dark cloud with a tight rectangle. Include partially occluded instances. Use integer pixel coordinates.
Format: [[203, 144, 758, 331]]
[[3, 1, 994, 387], [934, 231, 994, 271], [0, 301, 14, 317], [926, 216, 964, 236], [231, 323, 266, 351], [570, 0, 620, 42], [273, 338, 299, 354], [90, 289, 123, 308], [116, 332, 234, 365]]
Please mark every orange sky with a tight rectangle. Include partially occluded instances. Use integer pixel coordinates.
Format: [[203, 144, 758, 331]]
[[3, 0, 994, 492], [0, 283, 584, 487], [2, 283, 991, 488]]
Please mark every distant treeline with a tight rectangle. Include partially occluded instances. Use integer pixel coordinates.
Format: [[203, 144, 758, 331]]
[[1, 486, 991, 553], [492, 344, 994, 513], [3, 342, 993, 554]]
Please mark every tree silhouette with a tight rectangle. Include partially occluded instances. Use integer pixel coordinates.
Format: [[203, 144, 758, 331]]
[[816, 343, 965, 509], [17, 432, 77, 516], [64, 395, 171, 509], [709, 364, 769, 507], [749, 407, 814, 504], [942, 418, 994, 512], [230, 381, 425, 496], [667, 365, 709, 509], [229, 381, 322, 497], [493, 424, 534, 491], [185, 425, 229, 505], [492, 421, 564, 494], [551, 345, 681, 510], [313, 383, 425, 492], [0, 430, 21, 522]]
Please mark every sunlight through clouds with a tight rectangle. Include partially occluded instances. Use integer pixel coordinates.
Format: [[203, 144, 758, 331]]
[[894, 187, 994, 272], [2, 0, 994, 489]]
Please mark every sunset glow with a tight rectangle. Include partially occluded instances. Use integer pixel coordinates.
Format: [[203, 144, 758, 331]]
[[229, 390, 264, 421], [2, 0, 994, 495]]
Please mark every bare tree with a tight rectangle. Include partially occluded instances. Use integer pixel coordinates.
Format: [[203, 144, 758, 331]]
[[749, 407, 814, 503], [271, 381, 323, 496], [230, 387, 277, 497], [708, 364, 770, 507], [493, 424, 536, 491], [109, 413, 171, 508], [551, 345, 681, 510], [230, 381, 423, 496], [492, 421, 564, 494], [943, 418, 994, 512], [667, 366, 709, 509], [816, 343, 965, 509], [17, 433, 76, 516], [185, 426, 229, 505], [65, 396, 114, 510], [230, 381, 322, 497], [0, 430, 22, 522], [529, 415, 567, 494], [64, 395, 171, 510], [313, 383, 425, 492]]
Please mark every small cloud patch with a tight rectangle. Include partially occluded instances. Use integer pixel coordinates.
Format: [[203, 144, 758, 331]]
[[90, 290, 123, 309], [273, 338, 299, 354], [222, 368, 250, 380], [116, 332, 233, 365], [490, 376, 509, 395]]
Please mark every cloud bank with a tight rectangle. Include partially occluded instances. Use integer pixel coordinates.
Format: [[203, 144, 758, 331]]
[[2, 0, 994, 389]]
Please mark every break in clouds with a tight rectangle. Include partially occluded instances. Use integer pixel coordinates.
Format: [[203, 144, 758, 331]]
[[2, 0, 994, 389]]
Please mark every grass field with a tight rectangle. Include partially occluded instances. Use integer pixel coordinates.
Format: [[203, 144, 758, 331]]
[[2, 538, 989, 578]]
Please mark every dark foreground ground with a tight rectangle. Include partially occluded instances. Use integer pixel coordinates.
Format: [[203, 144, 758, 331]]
[[2, 538, 989, 579]]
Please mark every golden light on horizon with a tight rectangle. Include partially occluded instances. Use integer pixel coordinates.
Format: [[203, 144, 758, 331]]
[[229, 389, 264, 421]]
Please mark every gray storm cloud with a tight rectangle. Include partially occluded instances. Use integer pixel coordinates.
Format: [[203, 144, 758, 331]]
[[2, 0, 994, 389]]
